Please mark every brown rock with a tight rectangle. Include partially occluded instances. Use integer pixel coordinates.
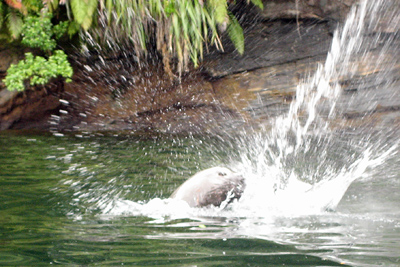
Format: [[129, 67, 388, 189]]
[[259, 0, 357, 21]]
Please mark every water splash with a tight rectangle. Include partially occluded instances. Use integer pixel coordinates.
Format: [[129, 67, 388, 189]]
[[68, 0, 399, 219], [231, 0, 399, 215]]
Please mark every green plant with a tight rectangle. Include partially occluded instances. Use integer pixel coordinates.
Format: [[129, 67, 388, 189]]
[[0, 4, 23, 39], [5, 11, 73, 91], [70, 0, 98, 30], [0, 0, 46, 40], [21, 13, 68, 52], [1, 0, 264, 88], [77, 0, 263, 75], [4, 51, 73, 91]]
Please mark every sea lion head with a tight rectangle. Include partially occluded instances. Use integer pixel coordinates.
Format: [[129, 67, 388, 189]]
[[170, 167, 246, 208]]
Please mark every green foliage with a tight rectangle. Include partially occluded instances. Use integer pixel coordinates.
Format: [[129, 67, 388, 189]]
[[22, 14, 55, 51], [0, 2, 5, 27], [227, 12, 244, 54], [0, 0, 46, 40], [3, 10, 72, 91], [209, 0, 228, 24], [70, 0, 98, 30], [22, 0, 43, 12], [0, 0, 264, 83], [84, 0, 261, 74], [4, 51, 73, 91], [249, 0, 264, 9], [67, 21, 81, 38], [53, 21, 69, 40], [7, 10, 23, 39], [21, 14, 68, 51]]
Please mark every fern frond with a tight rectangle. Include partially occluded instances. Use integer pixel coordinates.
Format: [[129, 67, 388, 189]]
[[7, 10, 23, 39], [208, 0, 227, 24], [70, 0, 98, 30], [227, 12, 244, 54]]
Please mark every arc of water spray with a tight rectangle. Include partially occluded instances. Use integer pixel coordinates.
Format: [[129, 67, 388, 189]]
[[234, 0, 400, 213]]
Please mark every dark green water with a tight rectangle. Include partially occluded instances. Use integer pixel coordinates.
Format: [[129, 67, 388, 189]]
[[0, 131, 399, 266]]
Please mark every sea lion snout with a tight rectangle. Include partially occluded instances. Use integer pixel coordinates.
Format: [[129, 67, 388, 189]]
[[170, 167, 246, 208]]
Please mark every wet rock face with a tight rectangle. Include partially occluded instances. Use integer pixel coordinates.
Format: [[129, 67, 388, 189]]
[[0, 60, 244, 133], [0, 44, 64, 131], [259, 0, 357, 21], [51, 64, 244, 134], [203, 20, 332, 78], [0, 81, 63, 131]]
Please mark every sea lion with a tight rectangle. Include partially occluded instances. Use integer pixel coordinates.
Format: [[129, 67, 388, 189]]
[[170, 167, 246, 208]]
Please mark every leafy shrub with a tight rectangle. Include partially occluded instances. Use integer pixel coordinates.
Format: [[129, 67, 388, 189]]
[[21, 14, 68, 52], [4, 12, 72, 91], [4, 51, 73, 91]]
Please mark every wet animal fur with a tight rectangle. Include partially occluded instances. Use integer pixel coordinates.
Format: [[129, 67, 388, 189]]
[[170, 167, 245, 208]]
